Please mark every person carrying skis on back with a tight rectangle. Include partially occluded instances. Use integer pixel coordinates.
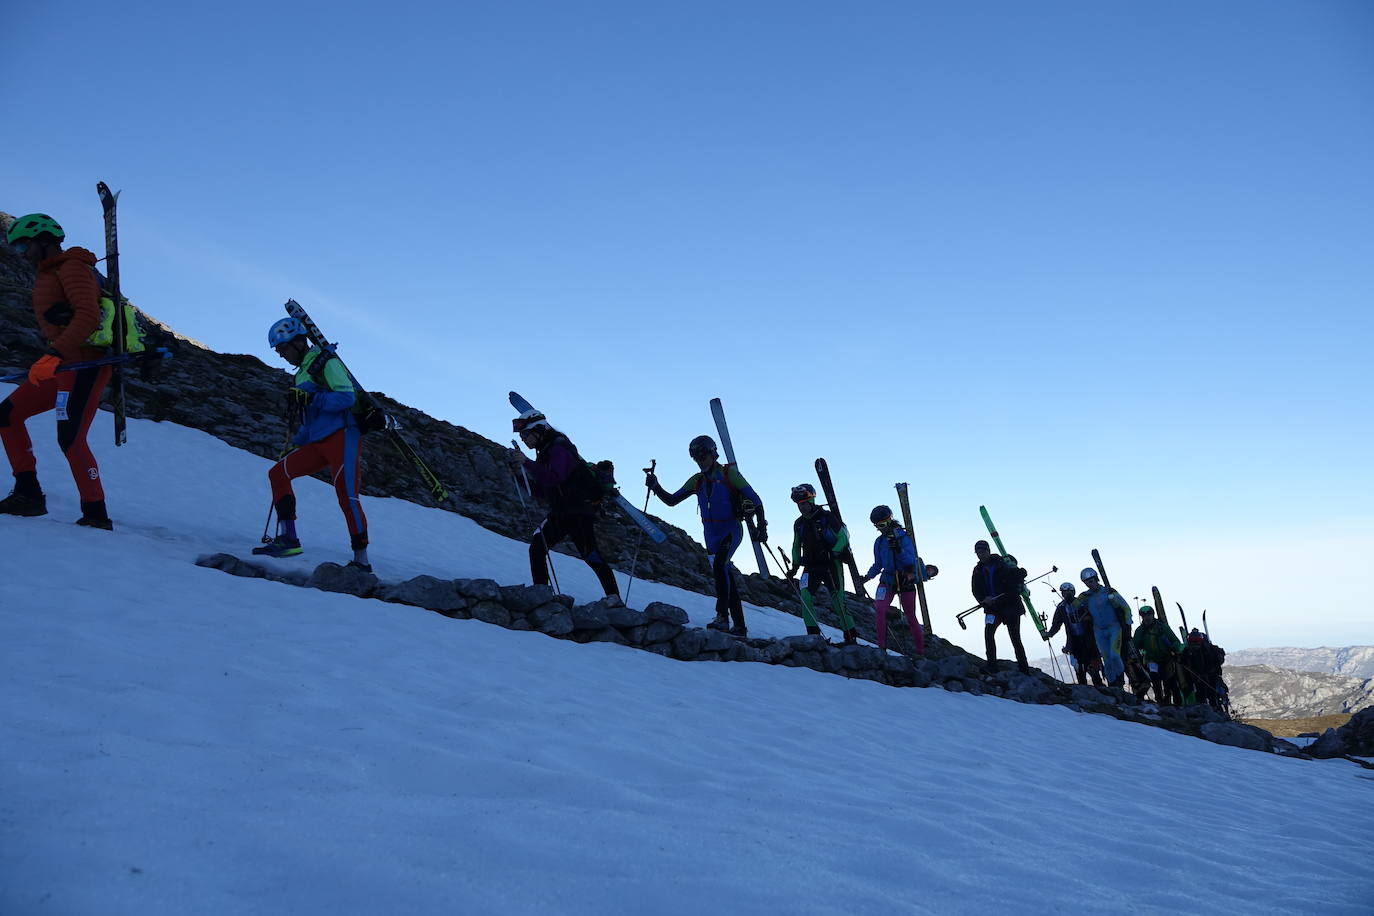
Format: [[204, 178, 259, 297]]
[[860, 505, 925, 654], [971, 540, 1030, 673], [254, 317, 371, 570], [1181, 628, 1226, 710], [507, 410, 621, 602], [1133, 606, 1183, 704], [1078, 567, 1132, 688], [646, 435, 765, 636], [1045, 582, 1104, 687], [0, 214, 116, 529], [787, 483, 859, 644]]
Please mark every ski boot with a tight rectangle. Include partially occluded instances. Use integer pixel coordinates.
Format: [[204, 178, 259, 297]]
[[842, 628, 858, 646], [0, 474, 46, 517], [345, 560, 373, 574], [253, 536, 303, 558], [729, 624, 748, 638], [805, 625, 822, 636], [76, 500, 113, 531], [706, 612, 730, 631]]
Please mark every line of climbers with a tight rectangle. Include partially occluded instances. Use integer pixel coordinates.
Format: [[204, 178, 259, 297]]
[[2, 213, 1227, 709]]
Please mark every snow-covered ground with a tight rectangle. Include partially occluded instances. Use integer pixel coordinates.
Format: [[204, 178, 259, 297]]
[[3, 401, 1373, 915]]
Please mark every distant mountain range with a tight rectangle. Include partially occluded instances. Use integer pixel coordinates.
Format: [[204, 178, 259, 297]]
[[1225, 665, 1373, 719], [1028, 646, 1374, 719], [1224, 646, 1374, 679]]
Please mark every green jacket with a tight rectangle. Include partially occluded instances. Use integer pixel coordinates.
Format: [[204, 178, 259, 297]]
[[1133, 619, 1183, 662]]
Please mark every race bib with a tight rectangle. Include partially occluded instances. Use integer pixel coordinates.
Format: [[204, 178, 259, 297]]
[[985, 614, 997, 626], [799, 573, 810, 589], [1148, 662, 1159, 673], [55, 391, 69, 421], [875, 585, 888, 600]]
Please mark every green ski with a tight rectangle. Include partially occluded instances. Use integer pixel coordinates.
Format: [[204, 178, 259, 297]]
[[979, 506, 1048, 639]]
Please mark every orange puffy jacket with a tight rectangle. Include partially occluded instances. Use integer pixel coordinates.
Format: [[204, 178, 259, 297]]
[[31, 246, 105, 362]]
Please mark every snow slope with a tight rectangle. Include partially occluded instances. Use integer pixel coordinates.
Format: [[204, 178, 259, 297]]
[[3, 402, 1373, 915]]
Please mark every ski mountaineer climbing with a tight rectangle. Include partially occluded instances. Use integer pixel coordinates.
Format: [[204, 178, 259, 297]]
[[1078, 567, 1132, 688], [646, 435, 765, 636], [1133, 606, 1183, 704], [0, 214, 116, 529], [789, 483, 859, 644], [1181, 629, 1226, 710], [507, 409, 621, 602], [860, 505, 925, 654], [1045, 582, 1104, 687], [254, 317, 371, 570], [971, 540, 1030, 673]]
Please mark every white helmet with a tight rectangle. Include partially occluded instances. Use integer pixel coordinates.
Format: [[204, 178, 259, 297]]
[[1059, 582, 1076, 595], [1080, 567, 1100, 583]]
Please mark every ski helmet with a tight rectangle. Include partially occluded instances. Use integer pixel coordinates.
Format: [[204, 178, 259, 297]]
[[974, 539, 991, 553], [870, 505, 895, 526], [512, 409, 550, 433], [7, 213, 64, 244], [1140, 605, 1155, 616], [790, 483, 817, 503], [1080, 567, 1100, 583], [267, 317, 307, 348], [688, 435, 717, 460], [1058, 582, 1077, 596]]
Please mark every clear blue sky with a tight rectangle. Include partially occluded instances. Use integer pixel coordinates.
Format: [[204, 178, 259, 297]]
[[12, 0, 1372, 652]]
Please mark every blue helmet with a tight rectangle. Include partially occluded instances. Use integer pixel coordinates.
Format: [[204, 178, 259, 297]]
[[267, 317, 307, 348]]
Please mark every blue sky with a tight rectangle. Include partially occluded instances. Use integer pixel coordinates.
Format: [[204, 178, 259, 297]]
[[11, 1, 1372, 651]]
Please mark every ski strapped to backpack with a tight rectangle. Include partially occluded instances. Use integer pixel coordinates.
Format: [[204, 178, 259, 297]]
[[814, 457, 866, 600], [283, 300, 449, 504], [709, 397, 770, 576], [894, 482, 933, 634], [96, 181, 128, 446], [1090, 547, 1151, 694]]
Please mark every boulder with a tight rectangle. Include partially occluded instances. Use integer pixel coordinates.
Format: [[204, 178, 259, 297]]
[[454, 578, 501, 602], [642, 602, 690, 626], [529, 603, 574, 637], [469, 600, 512, 627], [308, 562, 379, 597], [383, 575, 468, 614], [570, 601, 612, 631], [498, 584, 558, 615], [1200, 722, 1274, 752]]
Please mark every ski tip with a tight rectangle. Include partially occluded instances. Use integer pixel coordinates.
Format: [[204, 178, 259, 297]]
[[709, 397, 722, 408]]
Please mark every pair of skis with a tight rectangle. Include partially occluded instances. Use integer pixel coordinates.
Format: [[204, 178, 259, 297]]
[[507, 391, 666, 545], [284, 300, 450, 504]]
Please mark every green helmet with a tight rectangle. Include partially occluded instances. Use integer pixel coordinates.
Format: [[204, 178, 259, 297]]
[[7, 213, 65, 245]]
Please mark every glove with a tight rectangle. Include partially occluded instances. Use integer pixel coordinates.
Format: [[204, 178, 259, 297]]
[[645, 471, 659, 491], [861, 572, 875, 584], [753, 520, 768, 543], [506, 448, 526, 469], [739, 497, 758, 516], [289, 386, 314, 407], [27, 354, 61, 385]]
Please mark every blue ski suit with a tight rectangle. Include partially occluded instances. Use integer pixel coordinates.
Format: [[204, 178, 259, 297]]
[[1080, 585, 1132, 684]]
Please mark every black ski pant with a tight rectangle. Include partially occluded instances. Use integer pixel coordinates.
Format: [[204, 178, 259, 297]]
[[711, 535, 746, 629], [985, 610, 1029, 672], [530, 511, 619, 598], [1145, 659, 1182, 705]]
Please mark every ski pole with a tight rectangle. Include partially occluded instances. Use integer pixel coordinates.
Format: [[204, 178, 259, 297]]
[[623, 460, 655, 605], [260, 502, 276, 544], [0, 347, 171, 384], [956, 566, 1057, 629]]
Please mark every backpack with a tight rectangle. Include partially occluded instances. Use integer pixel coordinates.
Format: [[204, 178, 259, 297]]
[[696, 462, 749, 519], [90, 268, 146, 353], [586, 459, 618, 505], [305, 352, 388, 435]]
